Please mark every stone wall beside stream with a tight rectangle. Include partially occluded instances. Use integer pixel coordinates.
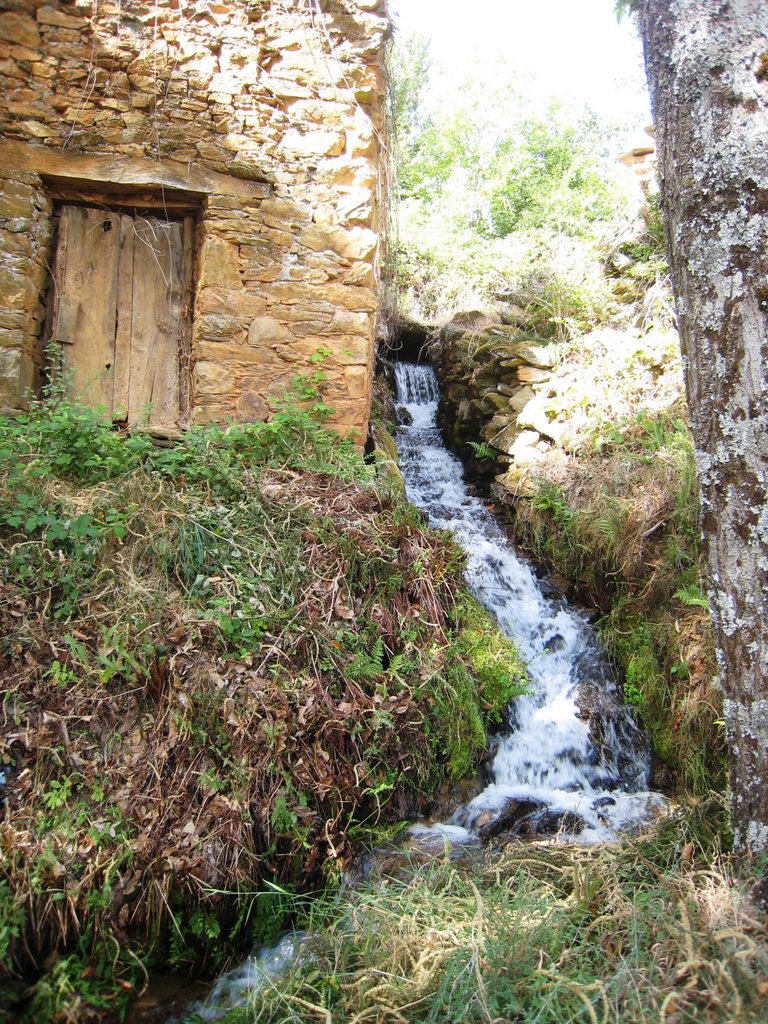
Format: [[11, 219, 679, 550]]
[[432, 311, 566, 499]]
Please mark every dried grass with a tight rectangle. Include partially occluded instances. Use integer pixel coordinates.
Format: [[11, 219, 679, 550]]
[[0, 459, 471, 985], [240, 805, 768, 1024]]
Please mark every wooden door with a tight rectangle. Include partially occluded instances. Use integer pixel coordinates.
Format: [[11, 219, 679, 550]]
[[49, 205, 193, 431]]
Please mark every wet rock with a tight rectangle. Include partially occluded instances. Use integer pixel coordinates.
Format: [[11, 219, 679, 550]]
[[543, 633, 567, 654], [532, 810, 585, 836], [124, 974, 210, 1024], [474, 798, 545, 841], [591, 795, 617, 810], [572, 647, 652, 791], [472, 798, 587, 842], [355, 829, 483, 883], [428, 776, 485, 821], [368, 421, 406, 494], [537, 572, 572, 600]]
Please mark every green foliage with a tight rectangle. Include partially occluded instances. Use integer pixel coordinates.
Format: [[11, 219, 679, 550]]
[[390, 33, 434, 200], [486, 108, 621, 238], [674, 584, 710, 611], [466, 440, 497, 461], [456, 596, 529, 722], [0, 374, 366, 630], [15, 939, 142, 1024], [390, 34, 631, 322], [169, 906, 224, 973], [599, 602, 723, 794], [0, 880, 26, 967], [392, 42, 621, 240], [424, 599, 529, 780]]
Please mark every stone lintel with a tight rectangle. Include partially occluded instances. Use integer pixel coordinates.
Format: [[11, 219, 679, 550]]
[[0, 141, 272, 200]]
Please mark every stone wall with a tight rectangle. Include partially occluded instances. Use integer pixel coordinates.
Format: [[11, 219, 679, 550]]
[[433, 312, 563, 492], [0, 0, 390, 439]]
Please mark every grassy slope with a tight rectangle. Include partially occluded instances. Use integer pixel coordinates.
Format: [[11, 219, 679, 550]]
[[0, 394, 525, 1022], [503, 325, 724, 794]]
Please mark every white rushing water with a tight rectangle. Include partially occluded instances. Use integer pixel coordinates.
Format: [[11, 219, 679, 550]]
[[395, 362, 666, 842]]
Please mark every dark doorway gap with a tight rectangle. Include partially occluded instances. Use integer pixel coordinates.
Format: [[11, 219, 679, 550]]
[[387, 318, 432, 362]]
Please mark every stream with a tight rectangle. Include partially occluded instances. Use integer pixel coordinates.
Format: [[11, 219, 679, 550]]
[[394, 362, 664, 844], [159, 361, 665, 1023]]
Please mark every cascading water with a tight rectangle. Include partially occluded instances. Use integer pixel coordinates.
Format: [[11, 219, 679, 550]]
[[394, 362, 665, 842]]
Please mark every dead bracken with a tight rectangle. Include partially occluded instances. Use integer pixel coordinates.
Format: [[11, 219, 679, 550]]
[[0, 400, 525, 1020]]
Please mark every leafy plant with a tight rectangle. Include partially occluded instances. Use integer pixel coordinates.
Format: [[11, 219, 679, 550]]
[[674, 584, 710, 610], [390, 33, 631, 323], [467, 440, 498, 461]]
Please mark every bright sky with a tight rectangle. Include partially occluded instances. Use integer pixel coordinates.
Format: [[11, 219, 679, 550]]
[[388, 0, 651, 138]]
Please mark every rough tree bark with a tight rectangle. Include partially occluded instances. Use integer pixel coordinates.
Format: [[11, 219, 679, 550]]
[[637, 0, 768, 853]]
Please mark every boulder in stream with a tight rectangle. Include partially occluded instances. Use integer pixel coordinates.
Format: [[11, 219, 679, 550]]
[[470, 798, 586, 842]]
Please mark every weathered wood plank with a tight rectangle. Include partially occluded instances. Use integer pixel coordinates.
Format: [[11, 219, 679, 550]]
[[0, 139, 272, 195], [46, 187, 200, 213], [178, 215, 195, 427], [50, 205, 121, 414], [112, 214, 134, 419], [128, 217, 185, 428]]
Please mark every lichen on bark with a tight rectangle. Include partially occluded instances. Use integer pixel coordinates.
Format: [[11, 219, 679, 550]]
[[637, 0, 768, 853]]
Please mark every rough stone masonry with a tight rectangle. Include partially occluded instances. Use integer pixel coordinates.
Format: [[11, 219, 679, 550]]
[[0, 0, 390, 439]]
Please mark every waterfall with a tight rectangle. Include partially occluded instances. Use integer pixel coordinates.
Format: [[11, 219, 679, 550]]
[[394, 362, 665, 841]]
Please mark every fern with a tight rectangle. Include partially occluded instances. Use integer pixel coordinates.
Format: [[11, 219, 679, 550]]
[[348, 637, 385, 680], [673, 584, 710, 611], [467, 440, 498, 461]]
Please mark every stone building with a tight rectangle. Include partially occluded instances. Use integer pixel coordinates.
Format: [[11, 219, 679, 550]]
[[0, 0, 390, 439]]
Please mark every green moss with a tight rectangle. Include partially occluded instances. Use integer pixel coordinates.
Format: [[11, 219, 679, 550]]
[[599, 603, 726, 794], [427, 597, 529, 780], [432, 658, 487, 779], [457, 596, 528, 722]]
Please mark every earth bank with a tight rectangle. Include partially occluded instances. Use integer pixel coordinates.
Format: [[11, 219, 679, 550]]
[[0, 395, 525, 1023]]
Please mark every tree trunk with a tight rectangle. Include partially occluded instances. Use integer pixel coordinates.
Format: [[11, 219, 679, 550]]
[[637, 0, 768, 853]]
